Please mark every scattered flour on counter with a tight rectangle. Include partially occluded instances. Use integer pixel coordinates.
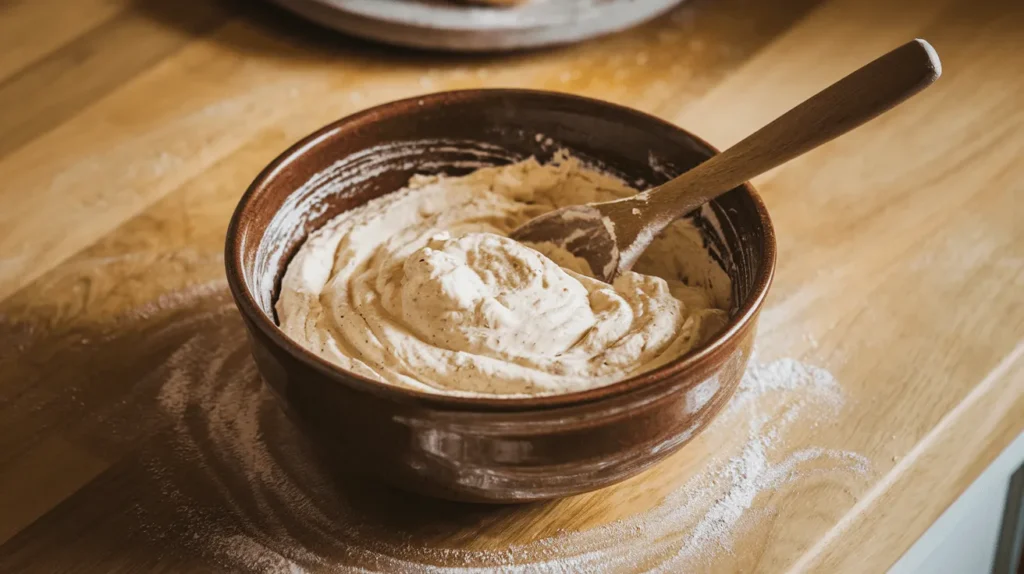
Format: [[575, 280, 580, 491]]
[[105, 286, 870, 573]]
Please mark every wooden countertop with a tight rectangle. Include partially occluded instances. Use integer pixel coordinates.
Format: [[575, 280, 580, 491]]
[[1, 0, 1021, 571]]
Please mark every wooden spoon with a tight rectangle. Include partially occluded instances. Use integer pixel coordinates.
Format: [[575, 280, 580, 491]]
[[510, 39, 942, 282]]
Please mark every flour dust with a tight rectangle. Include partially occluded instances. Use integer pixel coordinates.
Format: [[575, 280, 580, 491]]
[[120, 284, 868, 573]]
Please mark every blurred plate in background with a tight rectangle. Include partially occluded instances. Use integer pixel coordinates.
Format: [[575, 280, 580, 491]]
[[267, 0, 687, 52]]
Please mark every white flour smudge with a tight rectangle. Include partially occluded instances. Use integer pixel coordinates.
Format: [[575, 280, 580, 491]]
[[129, 286, 868, 572]]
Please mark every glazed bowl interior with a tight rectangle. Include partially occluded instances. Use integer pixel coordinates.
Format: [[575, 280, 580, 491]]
[[229, 89, 773, 409]]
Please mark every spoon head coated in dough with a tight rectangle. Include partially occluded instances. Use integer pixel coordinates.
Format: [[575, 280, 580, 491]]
[[510, 204, 619, 282], [507, 195, 666, 284]]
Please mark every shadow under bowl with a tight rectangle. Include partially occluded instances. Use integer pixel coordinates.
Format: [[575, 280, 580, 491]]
[[225, 89, 776, 503]]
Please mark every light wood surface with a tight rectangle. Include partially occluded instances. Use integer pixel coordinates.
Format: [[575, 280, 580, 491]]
[[1, 0, 1022, 572]]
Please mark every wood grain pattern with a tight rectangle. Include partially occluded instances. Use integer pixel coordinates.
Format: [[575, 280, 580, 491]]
[[1, 0, 1022, 571]]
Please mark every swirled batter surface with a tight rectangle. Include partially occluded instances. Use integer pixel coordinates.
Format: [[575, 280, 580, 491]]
[[276, 155, 730, 397]]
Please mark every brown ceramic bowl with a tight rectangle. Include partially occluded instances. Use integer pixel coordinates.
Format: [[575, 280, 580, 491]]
[[225, 89, 775, 503]]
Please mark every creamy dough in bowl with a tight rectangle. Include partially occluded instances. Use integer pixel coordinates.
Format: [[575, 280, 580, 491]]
[[276, 154, 731, 397]]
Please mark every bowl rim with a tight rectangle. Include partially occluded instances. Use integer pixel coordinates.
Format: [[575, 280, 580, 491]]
[[225, 88, 776, 413]]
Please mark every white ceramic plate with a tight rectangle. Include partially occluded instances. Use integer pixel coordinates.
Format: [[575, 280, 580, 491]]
[[268, 0, 686, 52]]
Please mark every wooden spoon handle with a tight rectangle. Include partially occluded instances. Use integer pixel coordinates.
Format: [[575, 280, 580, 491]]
[[653, 38, 941, 218]]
